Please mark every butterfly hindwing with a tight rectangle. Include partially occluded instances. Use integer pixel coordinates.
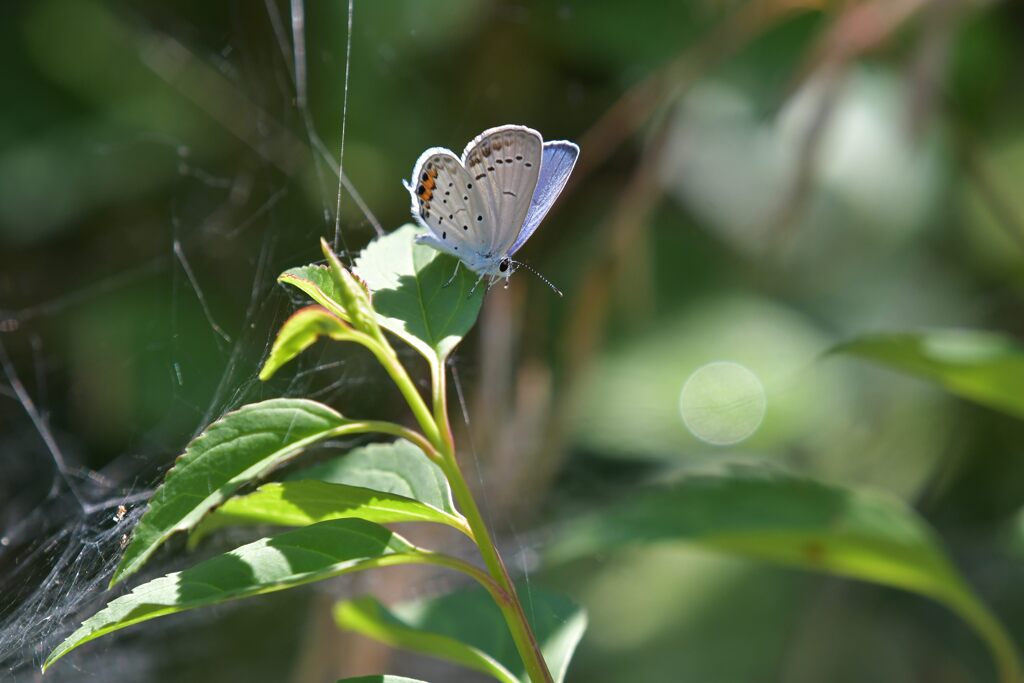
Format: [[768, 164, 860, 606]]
[[461, 126, 543, 257], [510, 141, 579, 256]]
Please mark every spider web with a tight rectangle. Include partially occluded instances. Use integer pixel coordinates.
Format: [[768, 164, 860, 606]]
[[0, 2, 389, 679]]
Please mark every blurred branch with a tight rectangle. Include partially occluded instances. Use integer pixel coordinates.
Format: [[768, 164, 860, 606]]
[[138, 33, 305, 174], [767, 0, 938, 250], [573, 0, 819, 188], [957, 130, 1024, 255], [907, 0, 959, 137], [0, 339, 84, 507], [563, 128, 669, 385], [135, 28, 383, 236], [476, 0, 826, 517], [796, 0, 927, 82], [765, 66, 846, 252], [531, 125, 670, 512]]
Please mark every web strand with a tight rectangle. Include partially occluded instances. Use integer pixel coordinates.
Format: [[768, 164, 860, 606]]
[[0, 340, 84, 510], [450, 361, 538, 630], [172, 238, 232, 344], [287, 0, 369, 268], [333, 0, 355, 253]]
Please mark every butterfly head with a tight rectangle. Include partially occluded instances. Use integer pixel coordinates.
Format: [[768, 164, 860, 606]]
[[501, 257, 562, 296]]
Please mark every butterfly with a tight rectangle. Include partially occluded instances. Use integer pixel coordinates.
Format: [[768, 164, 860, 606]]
[[404, 124, 579, 294]]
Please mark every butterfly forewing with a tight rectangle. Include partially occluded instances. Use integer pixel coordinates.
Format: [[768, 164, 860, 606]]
[[408, 147, 492, 258], [461, 126, 543, 257]]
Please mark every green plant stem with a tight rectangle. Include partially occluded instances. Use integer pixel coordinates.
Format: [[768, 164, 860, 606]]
[[432, 365, 555, 683], [351, 420, 439, 464], [430, 357, 451, 443], [414, 550, 510, 604], [356, 331, 442, 448], [439, 453, 554, 683], [379, 336, 553, 681], [945, 592, 1022, 683]]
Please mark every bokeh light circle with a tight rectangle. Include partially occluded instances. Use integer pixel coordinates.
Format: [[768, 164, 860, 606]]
[[679, 361, 767, 445]]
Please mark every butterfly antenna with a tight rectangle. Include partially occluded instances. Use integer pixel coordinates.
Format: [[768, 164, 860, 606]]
[[511, 260, 563, 297]]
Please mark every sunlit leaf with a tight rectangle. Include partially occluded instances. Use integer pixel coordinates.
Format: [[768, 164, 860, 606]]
[[111, 399, 372, 586], [546, 463, 1021, 683], [190, 480, 468, 545], [353, 224, 484, 361], [337, 677, 429, 683], [834, 329, 1024, 419], [46, 519, 421, 671], [294, 439, 457, 515], [259, 305, 355, 381], [335, 586, 587, 683]]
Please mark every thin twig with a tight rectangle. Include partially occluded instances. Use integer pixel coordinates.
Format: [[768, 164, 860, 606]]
[[136, 26, 383, 235], [0, 340, 85, 508]]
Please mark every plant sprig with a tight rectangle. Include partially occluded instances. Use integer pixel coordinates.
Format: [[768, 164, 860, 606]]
[[44, 227, 1022, 683], [45, 226, 579, 682]]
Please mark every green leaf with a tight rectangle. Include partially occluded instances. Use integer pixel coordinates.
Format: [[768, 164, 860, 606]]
[[353, 224, 484, 361], [188, 439, 462, 547], [833, 329, 1024, 420], [336, 598, 518, 683], [320, 237, 380, 337], [279, 264, 349, 320], [111, 398, 370, 586], [189, 480, 468, 545], [259, 305, 355, 381], [294, 439, 457, 515], [335, 586, 587, 683], [546, 464, 1021, 683], [46, 519, 421, 671]]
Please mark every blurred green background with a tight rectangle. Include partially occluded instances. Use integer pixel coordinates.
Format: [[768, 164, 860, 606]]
[[3, 0, 1024, 681]]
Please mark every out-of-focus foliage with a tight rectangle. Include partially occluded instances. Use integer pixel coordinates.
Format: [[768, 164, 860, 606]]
[[547, 463, 1019, 681], [191, 439, 464, 544], [835, 329, 1024, 419], [335, 586, 586, 683], [5, 0, 1024, 681]]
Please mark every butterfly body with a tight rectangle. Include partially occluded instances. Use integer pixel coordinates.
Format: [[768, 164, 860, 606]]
[[405, 125, 579, 285]]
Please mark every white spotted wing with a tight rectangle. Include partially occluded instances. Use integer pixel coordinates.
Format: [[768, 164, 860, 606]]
[[406, 148, 492, 260]]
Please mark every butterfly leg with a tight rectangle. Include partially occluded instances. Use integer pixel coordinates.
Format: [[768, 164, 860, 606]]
[[468, 272, 487, 297], [441, 260, 461, 288]]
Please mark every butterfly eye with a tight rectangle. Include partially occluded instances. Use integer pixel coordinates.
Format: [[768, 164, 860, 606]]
[[499, 259, 510, 273]]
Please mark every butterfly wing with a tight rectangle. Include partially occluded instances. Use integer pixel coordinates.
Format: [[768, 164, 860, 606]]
[[461, 125, 543, 257], [407, 147, 494, 261], [509, 141, 579, 256]]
